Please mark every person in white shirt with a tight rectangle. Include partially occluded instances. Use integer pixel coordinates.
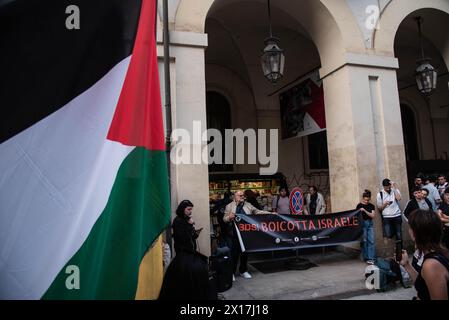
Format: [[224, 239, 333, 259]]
[[376, 178, 403, 245]]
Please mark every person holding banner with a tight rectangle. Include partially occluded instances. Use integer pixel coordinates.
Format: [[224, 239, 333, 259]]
[[223, 191, 272, 280], [356, 190, 376, 265]]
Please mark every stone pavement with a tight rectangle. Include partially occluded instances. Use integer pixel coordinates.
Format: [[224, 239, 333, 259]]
[[344, 288, 416, 300], [221, 248, 416, 300]]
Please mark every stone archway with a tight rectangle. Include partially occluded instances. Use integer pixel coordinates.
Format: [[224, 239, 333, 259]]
[[374, 0, 449, 67], [389, 5, 449, 163], [376, 1, 449, 208], [201, 0, 359, 215], [175, 0, 365, 77]]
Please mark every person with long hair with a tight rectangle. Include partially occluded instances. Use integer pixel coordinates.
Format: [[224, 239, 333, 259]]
[[172, 199, 202, 254], [399, 209, 449, 300], [159, 200, 214, 300]]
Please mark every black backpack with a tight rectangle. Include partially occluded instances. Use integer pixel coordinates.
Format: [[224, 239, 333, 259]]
[[209, 248, 233, 293]]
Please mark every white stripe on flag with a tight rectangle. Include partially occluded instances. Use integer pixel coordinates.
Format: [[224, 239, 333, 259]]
[[0, 57, 133, 299]]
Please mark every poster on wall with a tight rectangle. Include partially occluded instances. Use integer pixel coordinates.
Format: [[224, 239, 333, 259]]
[[279, 71, 326, 139]]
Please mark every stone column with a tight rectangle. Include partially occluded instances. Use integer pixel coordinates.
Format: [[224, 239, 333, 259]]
[[159, 31, 211, 256], [321, 53, 410, 256]]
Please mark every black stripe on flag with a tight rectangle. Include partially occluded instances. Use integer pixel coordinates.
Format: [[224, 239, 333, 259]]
[[0, 0, 142, 143]]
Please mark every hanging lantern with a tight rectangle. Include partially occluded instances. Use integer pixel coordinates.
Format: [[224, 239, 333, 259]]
[[414, 17, 437, 95], [261, 0, 285, 85], [261, 37, 285, 84], [415, 58, 437, 95]]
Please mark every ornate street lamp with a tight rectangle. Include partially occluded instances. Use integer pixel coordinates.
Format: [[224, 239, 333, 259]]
[[414, 17, 437, 95], [261, 0, 285, 85]]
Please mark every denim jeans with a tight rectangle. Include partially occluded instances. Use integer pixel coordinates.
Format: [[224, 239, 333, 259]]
[[362, 219, 376, 261], [382, 215, 403, 243]]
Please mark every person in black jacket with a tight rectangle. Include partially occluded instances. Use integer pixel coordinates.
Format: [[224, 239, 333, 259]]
[[403, 187, 433, 221], [210, 192, 233, 248], [159, 200, 214, 300], [172, 199, 202, 254]]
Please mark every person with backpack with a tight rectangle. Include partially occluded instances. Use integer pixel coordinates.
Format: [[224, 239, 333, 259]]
[[399, 209, 449, 300], [271, 187, 290, 215], [403, 187, 433, 221], [376, 178, 403, 245]]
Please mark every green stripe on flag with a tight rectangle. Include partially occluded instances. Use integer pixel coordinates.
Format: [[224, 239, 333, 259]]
[[42, 147, 170, 299]]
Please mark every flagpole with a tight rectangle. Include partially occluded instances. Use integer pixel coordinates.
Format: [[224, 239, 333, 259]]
[[162, 0, 173, 249]]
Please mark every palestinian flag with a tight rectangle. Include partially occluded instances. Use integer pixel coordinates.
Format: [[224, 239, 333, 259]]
[[0, 0, 170, 299]]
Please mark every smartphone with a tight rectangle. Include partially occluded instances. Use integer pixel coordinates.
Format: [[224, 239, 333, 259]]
[[395, 241, 403, 262]]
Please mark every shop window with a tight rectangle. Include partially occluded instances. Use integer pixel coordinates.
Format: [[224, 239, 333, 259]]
[[206, 91, 233, 172], [400, 104, 419, 161]]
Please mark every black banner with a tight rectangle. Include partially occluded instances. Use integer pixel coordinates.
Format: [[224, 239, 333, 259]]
[[234, 210, 363, 252]]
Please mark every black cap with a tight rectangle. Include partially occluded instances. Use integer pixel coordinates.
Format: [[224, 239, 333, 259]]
[[382, 178, 391, 186]]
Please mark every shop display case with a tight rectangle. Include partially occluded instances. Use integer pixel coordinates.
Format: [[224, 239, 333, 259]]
[[209, 173, 285, 241], [209, 173, 286, 212]]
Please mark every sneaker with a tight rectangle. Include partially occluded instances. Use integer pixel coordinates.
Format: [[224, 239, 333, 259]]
[[232, 275, 236, 282], [241, 272, 252, 279], [366, 260, 375, 265]]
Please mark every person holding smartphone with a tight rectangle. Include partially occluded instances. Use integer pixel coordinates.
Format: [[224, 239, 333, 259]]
[[377, 178, 403, 246], [172, 200, 203, 254], [159, 200, 212, 300], [399, 209, 449, 300]]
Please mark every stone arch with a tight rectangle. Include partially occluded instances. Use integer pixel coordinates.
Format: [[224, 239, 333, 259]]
[[399, 100, 422, 161], [206, 64, 258, 132], [399, 92, 438, 161], [175, 0, 365, 75], [206, 65, 260, 174], [374, 0, 449, 67]]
